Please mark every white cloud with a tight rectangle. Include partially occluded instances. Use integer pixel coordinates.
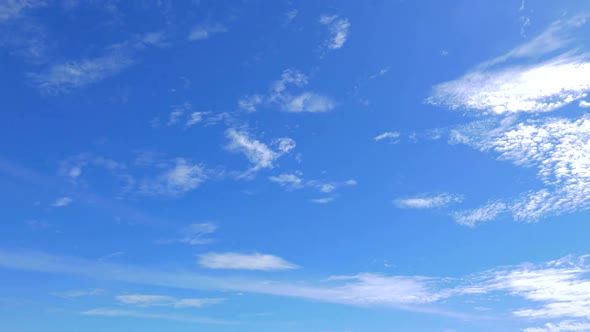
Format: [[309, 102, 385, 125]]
[[319, 15, 350, 50], [523, 321, 590, 332], [175, 223, 217, 245], [369, 68, 389, 79], [579, 100, 590, 108], [454, 114, 590, 222], [186, 112, 204, 126], [241, 69, 335, 113], [9, 249, 590, 319], [30, 53, 135, 93], [116, 294, 223, 308], [140, 159, 206, 196], [310, 197, 335, 204], [394, 193, 463, 209], [282, 92, 335, 113], [284, 9, 298, 24], [429, 54, 590, 114], [374, 132, 401, 143], [225, 129, 295, 174], [238, 94, 263, 112], [453, 201, 507, 227], [428, 16, 590, 114], [52, 196, 72, 207], [269, 173, 304, 190], [188, 23, 227, 41], [198, 252, 298, 271]]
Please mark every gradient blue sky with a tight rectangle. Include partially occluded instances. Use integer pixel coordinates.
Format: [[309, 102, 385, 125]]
[[2, 1, 590, 331]]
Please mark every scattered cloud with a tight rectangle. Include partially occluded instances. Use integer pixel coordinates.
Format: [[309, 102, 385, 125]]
[[8, 249, 590, 319], [53, 289, 103, 298], [116, 294, 223, 308], [319, 14, 350, 50], [240, 69, 335, 113], [51, 196, 72, 207], [165, 222, 217, 245], [139, 158, 207, 196], [579, 100, 590, 108], [238, 94, 263, 112], [394, 193, 463, 209], [428, 16, 590, 114], [284, 9, 298, 25], [451, 114, 590, 222], [30, 53, 134, 93], [523, 321, 590, 332], [269, 173, 304, 190], [188, 23, 227, 41], [453, 201, 507, 227], [81, 308, 233, 325], [369, 68, 389, 79], [374, 132, 400, 143], [186, 112, 205, 126], [198, 252, 298, 271], [225, 128, 295, 175], [310, 197, 335, 204]]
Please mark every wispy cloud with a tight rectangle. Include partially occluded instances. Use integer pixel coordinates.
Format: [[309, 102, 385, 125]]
[[394, 193, 463, 209], [198, 252, 299, 271], [51, 196, 72, 207], [374, 132, 400, 143], [269, 173, 304, 190], [53, 289, 103, 298], [225, 128, 295, 176], [188, 23, 227, 41], [139, 158, 207, 196], [6, 249, 590, 319], [239, 69, 335, 113], [453, 201, 507, 227], [451, 114, 590, 222], [30, 53, 134, 93], [81, 308, 234, 325], [319, 14, 350, 50], [523, 320, 590, 332], [0, 0, 45, 21], [579, 100, 590, 108], [310, 197, 335, 204], [116, 294, 223, 308], [369, 68, 389, 79], [428, 16, 590, 114], [163, 222, 217, 245]]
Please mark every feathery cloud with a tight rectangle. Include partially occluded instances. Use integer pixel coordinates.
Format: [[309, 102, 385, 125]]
[[428, 16, 590, 114], [374, 132, 400, 143], [139, 158, 206, 196], [51, 196, 72, 207], [198, 252, 298, 271], [319, 14, 350, 50], [116, 294, 223, 308], [394, 193, 463, 209], [188, 23, 227, 41]]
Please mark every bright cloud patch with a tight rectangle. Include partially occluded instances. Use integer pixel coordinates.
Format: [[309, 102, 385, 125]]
[[198, 252, 298, 271], [319, 14, 350, 50], [428, 54, 590, 114], [453, 115, 590, 222], [453, 201, 507, 227], [225, 129, 295, 175], [394, 193, 463, 209], [52, 196, 72, 207], [374, 132, 400, 143], [140, 159, 207, 196]]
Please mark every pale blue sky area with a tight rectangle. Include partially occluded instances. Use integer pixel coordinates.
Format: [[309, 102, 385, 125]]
[[2, 1, 590, 331]]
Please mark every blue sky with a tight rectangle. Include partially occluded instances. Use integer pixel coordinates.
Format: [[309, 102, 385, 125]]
[[2, 0, 590, 331]]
